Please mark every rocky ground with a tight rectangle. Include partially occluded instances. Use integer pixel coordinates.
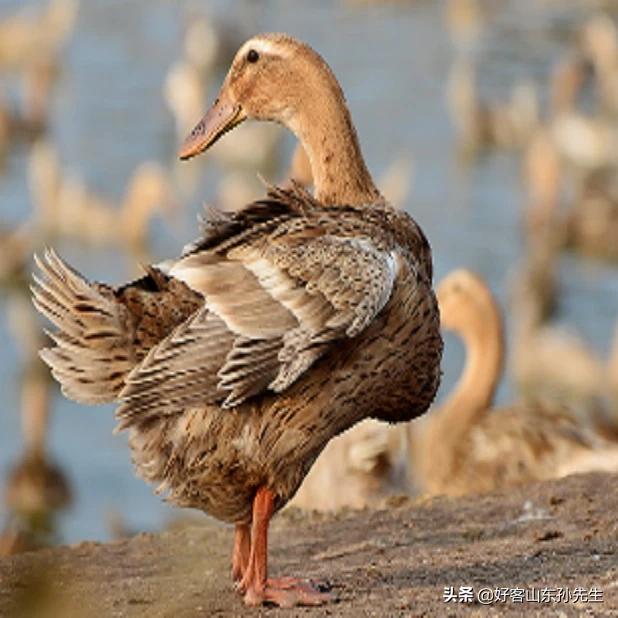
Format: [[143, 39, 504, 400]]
[[0, 472, 617, 617]]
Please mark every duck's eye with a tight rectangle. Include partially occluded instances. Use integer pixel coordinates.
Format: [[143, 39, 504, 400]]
[[247, 49, 260, 64]]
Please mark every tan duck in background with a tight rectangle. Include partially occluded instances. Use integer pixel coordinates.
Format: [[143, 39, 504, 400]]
[[32, 34, 442, 607], [1, 362, 72, 556], [410, 269, 616, 497], [550, 109, 618, 172], [1, 258, 72, 556], [0, 223, 34, 289], [28, 141, 177, 259], [579, 13, 618, 116], [290, 418, 408, 512], [524, 50, 618, 263], [522, 129, 564, 251], [446, 57, 539, 156], [523, 119, 618, 262], [517, 130, 564, 322], [564, 167, 618, 262], [0, 54, 55, 159], [545, 50, 618, 263], [1, 289, 71, 556], [510, 281, 608, 410], [549, 48, 618, 172], [511, 159, 609, 409]]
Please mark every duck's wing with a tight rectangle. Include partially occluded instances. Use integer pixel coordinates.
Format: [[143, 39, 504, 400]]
[[116, 221, 400, 425], [32, 250, 203, 405]]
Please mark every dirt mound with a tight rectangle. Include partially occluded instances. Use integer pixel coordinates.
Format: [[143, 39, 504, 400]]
[[0, 472, 617, 616]]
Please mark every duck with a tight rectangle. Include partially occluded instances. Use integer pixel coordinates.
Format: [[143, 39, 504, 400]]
[[32, 33, 442, 608], [445, 57, 539, 156], [2, 359, 72, 556], [410, 269, 616, 497], [511, 305, 608, 410], [0, 73, 49, 157], [0, 223, 35, 289], [523, 123, 618, 264], [4, 364, 72, 516], [522, 129, 564, 248], [0, 90, 45, 146], [509, 239, 607, 410], [28, 141, 177, 259], [563, 167, 618, 262], [289, 418, 409, 512], [548, 52, 618, 171], [579, 13, 618, 116]]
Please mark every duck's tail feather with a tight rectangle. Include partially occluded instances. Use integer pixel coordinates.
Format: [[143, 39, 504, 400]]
[[31, 249, 134, 404]]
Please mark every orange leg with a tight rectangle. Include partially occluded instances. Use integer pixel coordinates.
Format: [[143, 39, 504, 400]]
[[231, 523, 251, 584], [236, 486, 333, 608]]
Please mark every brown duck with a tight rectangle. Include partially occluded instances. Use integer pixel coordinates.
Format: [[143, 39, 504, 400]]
[[32, 33, 442, 607]]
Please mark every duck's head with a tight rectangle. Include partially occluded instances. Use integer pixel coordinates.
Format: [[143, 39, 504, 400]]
[[437, 269, 504, 408], [178, 33, 336, 160], [179, 32, 381, 206], [437, 269, 500, 337]]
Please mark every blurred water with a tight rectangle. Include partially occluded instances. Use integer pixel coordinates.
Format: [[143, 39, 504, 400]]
[[0, 0, 617, 543]]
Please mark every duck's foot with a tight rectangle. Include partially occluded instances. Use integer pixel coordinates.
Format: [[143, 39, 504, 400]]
[[243, 577, 333, 608], [236, 487, 334, 607]]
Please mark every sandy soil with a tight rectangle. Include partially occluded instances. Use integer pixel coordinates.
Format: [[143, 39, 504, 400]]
[[0, 472, 617, 617]]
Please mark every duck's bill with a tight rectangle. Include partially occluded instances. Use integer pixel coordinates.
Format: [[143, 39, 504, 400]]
[[178, 97, 245, 160]]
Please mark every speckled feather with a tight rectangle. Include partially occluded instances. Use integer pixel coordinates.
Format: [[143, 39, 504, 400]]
[[33, 183, 442, 523]]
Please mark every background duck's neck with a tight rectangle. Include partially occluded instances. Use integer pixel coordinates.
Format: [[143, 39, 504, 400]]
[[409, 295, 503, 492], [444, 320, 503, 425], [289, 73, 381, 206]]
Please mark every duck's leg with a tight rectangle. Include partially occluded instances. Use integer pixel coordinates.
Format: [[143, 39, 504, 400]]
[[238, 486, 332, 607], [231, 523, 251, 584]]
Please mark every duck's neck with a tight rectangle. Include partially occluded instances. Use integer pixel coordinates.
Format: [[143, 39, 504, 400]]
[[410, 296, 503, 492], [438, 306, 504, 435], [288, 72, 381, 206]]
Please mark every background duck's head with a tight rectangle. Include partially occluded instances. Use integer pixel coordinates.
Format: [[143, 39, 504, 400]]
[[178, 33, 343, 160], [437, 268, 502, 342]]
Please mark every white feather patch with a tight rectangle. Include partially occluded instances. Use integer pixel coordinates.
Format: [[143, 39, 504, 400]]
[[237, 37, 291, 60]]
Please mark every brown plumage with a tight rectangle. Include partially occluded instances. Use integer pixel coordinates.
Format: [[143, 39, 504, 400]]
[[410, 269, 616, 497], [32, 33, 442, 607]]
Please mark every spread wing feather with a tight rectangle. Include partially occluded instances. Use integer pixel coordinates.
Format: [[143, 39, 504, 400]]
[[116, 228, 398, 424], [32, 250, 136, 404]]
